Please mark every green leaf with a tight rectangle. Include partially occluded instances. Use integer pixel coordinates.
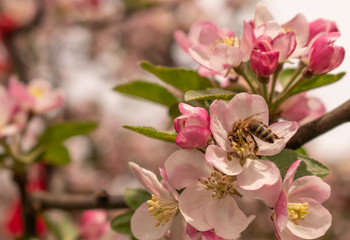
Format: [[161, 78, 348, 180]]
[[168, 103, 181, 120], [111, 210, 134, 235], [123, 125, 177, 143], [264, 149, 329, 179], [290, 72, 345, 96], [114, 80, 178, 107], [43, 145, 70, 166], [124, 188, 151, 209], [278, 68, 295, 87], [39, 122, 98, 146], [140, 61, 212, 92], [184, 88, 236, 102]]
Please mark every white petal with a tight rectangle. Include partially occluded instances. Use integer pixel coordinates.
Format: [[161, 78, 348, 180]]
[[205, 195, 255, 239], [165, 149, 212, 190], [131, 202, 172, 240], [205, 145, 243, 175]]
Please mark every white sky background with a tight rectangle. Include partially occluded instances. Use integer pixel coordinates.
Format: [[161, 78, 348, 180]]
[[258, 0, 350, 162]]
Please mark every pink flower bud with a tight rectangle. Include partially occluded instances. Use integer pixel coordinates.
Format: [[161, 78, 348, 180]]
[[308, 18, 338, 43], [174, 103, 211, 149], [79, 210, 109, 240], [308, 32, 345, 75], [250, 37, 279, 77]]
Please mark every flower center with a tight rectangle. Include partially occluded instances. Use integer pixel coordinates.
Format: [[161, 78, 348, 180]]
[[210, 36, 240, 51], [198, 169, 240, 199], [29, 86, 45, 99], [147, 194, 178, 227], [287, 202, 310, 225], [228, 129, 257, 159]]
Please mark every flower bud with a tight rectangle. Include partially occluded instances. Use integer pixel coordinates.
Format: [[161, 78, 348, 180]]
[[174, 103, 211, 149], [79, 210, 109, 240], [308, 18, 338, 43], [308, 32, 345, 75]]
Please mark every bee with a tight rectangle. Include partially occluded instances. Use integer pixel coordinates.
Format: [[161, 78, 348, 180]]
[[228, 113, 282, 152]]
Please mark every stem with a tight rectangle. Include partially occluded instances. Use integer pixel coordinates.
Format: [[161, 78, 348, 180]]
[[283, 62, 305, 92], [268, 63, 283, 104], [234, 64, 257, 94], [262, 82, 268, 102]]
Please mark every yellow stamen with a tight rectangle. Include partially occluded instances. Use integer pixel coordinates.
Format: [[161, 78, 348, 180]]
[[147, 194, 178, 227], [198, 169, 240, 199], [287, 202, 310, 225], [29, 86, 45, 99], [229, 129, 256, 159], [210, 36, 240, 51]]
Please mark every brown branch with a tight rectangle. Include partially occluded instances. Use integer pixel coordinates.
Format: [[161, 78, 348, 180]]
[[286, 99, 350, 149], [29, 191, 128, 211]]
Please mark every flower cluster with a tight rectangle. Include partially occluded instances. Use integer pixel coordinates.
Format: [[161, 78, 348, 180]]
[[128, 93, 331, 239]]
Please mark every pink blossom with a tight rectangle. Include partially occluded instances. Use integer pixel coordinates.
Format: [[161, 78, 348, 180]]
[[174, 103, 211, 149], [9, 77, 64, 114], [129, 162, 189, 240], [175, 21, 247, 74], [0, 86, 25, 138], [308, 18, 338, 43], [250, 36, 279, 77], [272, 160, 332, 240], [279, 93, 326, 124], [165, 149, 255, 239], [79, 210, 109, 240], [307, 32, 345, 75]]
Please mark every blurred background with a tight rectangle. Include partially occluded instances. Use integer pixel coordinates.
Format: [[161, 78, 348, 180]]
[[0, 0, 349, 239]]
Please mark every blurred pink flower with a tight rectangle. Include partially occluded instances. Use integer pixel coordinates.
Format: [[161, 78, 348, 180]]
[[272, 160, 332, 240], [79, 210, 109, 240], [9, 77, 64, 114], [165, 149, 254, 239], [174, 103, 211, 149]]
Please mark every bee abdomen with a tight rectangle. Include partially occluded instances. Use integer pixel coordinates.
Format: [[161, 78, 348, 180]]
[[249, 122, 275, 143]]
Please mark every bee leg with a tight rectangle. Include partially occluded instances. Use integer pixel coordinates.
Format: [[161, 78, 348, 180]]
[[274, 134, 284, 140], [250, 134, 259, 153]]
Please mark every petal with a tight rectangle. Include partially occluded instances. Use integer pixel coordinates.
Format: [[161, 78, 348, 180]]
[[254, 3, 274, 27], [205, 145, 243, 176], [280, 227, 305, 240], [169, 214, 191, 240], [299, 97, 326, 125], [131, 202, 173, 240], [256, 120, 298, 156], [189, 44, 213, 69], [286, 198, 332, 239], [237, 159, 280, 190], [283, 13, 309, 48], [174, 30, 192, 53], [273, 192, 289, 235], [176, 126, 211, 149], [129, 162, 170, 199], [179, 185, 212, 231], [283, 160, 302, 193], [165, 149, 212, 190], [209, 44, 242, 71], [288, 176, 331, 204], [205, 195, 255, 239]]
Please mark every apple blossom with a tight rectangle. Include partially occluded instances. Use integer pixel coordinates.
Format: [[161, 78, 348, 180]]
[[174, 103, 211, 149], [165, 149, 255, 239], [9, 77, 64, 114], [129, 162, 189, 240], [79, 210, 109, 240], [272, 160, 332, 240], [306, 32, 345, 75]]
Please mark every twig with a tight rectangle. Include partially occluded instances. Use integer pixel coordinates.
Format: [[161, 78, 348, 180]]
[[29, 191, 128, 211], [286, 99, 350, 149]]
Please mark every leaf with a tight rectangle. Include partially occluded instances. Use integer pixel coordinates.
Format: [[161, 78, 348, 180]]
[[278, 68, 295, 87], [43, 145, 70, 166], [140, 61, 212, 92], [110, 210, 134, 235], [123, 125, 177, 143], [184, 88, 236, 102], [264, 149, 329, 179], [114, 80, 178, 107], [124, 188, 151, 210], [168, 103, 181, 120], [39, 122, 98, 146], [290, 72, 345, 96]]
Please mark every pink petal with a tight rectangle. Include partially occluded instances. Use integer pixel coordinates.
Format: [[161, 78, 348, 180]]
[[240, 21, 254, 62], [280, 93, 311, 122], [283, 13, 309, 48], [169, 214, 190, 240], [179, 185, 212, 231], [272, 31, 296, 61], [209, 44, 242, 71], [286, 198, 332, 239], [175, 126, 211, 149], [205, 145, 243, 176], [205, 195, 255, 239], [128, 162, 170, 199], [131, 202, 173, 240], [256, 120, 298, 156], [287, 176, 331, 204], [283, 160, 302, 193], [237, 159, 280, 191], [299, 97, 326, 125], [8, 76, 35, 107], [254, 3, 274, 27], [189, 44, 212, 69], [165, 149, 212, 190], [273, 192, 288, 235], [174, 30, 192, 53]]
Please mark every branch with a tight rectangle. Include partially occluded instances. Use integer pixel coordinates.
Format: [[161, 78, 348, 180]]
[[30, 191, 128, 211], [286, 99, 350, 149]]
